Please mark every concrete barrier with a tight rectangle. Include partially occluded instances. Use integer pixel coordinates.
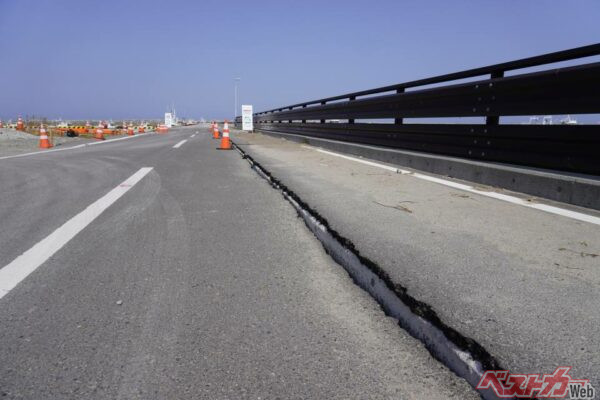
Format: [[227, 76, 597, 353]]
[[256, 129, 600, 211]]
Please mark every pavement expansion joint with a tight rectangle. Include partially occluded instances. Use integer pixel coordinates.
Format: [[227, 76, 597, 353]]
[[232, 140, 504, 400]]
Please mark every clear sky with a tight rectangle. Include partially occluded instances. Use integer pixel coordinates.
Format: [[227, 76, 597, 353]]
[[0, 0, 598, 121]]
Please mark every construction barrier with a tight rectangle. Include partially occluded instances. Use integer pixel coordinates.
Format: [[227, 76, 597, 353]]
[[55, 126, 89, 135]]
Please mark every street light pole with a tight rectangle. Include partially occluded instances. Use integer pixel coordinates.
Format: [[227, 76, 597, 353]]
[[234, 77, 241, 120]]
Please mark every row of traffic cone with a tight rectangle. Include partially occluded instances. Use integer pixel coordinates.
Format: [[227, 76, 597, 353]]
[[210, 120, 231, 150], [3, 117, 34, 131], [36, 123, 151, 148], [1, 117, 25, 131], [95, 124, 147, 140]]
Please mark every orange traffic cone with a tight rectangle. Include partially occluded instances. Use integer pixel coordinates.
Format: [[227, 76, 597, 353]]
[[218, 120, 232, 150], [94, 125, 105, 140], [127, 125, 134, 136], [16, 117, 24, 131], [138, 126, 145, 133], [39, 125, 53, 149], [0, 120, 3, 128], [85, 121, 90, 133], [212, 122, 220, 139]]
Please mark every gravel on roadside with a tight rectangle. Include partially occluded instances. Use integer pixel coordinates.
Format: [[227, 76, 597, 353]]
[[0, 128, 92, 157]]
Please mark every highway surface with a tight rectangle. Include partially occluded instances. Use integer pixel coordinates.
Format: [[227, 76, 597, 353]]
[[233, 129, 600, 392], [0, 126, 477, 399]]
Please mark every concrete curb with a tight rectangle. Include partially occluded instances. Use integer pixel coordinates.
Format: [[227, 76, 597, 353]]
[[253, 129, 600, 211]]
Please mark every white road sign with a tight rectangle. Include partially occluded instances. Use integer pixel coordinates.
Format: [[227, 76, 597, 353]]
[[241, 105, 253, 131], [164, 113, 173, 128]]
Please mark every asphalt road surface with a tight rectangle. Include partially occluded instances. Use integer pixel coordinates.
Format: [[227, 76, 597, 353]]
[[0, 126, 478, 399], [232, 129, 600, 392]]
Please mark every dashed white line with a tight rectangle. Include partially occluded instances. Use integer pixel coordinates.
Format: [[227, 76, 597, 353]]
[[0, 167, 154, 299], [302, 145, 600, 226], [173, 139, 187, 149], [191, 134, 196, 138]]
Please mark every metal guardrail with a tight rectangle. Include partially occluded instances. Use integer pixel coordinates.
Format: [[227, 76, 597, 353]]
[[251, 44, 600, 175]]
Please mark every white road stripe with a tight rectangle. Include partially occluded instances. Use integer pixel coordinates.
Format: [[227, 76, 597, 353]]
[[305, 146, 411, 174], [0, 132, 155, 161], [86, 132, 152, 146], [0, 167, 154, 299], [191, 134, 196, 138], [173, 139, 187, 149], [303, 145, 600, 226]]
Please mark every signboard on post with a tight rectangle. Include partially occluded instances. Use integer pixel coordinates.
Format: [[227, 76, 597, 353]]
[[164, 113, 173, 128], [241, 105, 253, 131]]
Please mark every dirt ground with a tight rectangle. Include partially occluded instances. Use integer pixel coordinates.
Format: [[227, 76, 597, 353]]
[[0, 128, 93, 157]]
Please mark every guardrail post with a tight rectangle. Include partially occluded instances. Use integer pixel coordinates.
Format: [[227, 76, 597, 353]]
[[348, 96, 356, 124], [320, 101, 326, 123], [395, 88, 405, 124], [485, 71, 503, 126]]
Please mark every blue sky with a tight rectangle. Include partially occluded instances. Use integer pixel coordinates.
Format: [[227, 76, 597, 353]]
[[0, 0, 598, 121]]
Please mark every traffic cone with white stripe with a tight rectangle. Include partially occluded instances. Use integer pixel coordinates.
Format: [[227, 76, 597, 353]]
[[94, 123, 105, 140], [39, 124, 53, 149], [127, 125, 135, 136], [85, 121, 91, 133], [212, 122, 220, 139], [0, 120, 3, 128], [217, 120, 232, 150], [16, 117, 24, 131]]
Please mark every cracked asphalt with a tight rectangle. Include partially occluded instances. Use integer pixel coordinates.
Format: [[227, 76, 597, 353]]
[[0, 125, 478, 399]]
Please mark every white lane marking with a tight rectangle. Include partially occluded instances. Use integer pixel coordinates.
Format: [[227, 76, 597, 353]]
[[86, 133, 153, 146], [304, 146, 411, 174], [0, 132, 155, 161], [303, 145, 600, 226], [0, 167, 154, 299], [173, 139, 187, 149], [191, 134, 196, 138]]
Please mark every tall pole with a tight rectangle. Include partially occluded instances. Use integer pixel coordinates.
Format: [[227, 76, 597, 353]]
[[234, 77, 241, 120]]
